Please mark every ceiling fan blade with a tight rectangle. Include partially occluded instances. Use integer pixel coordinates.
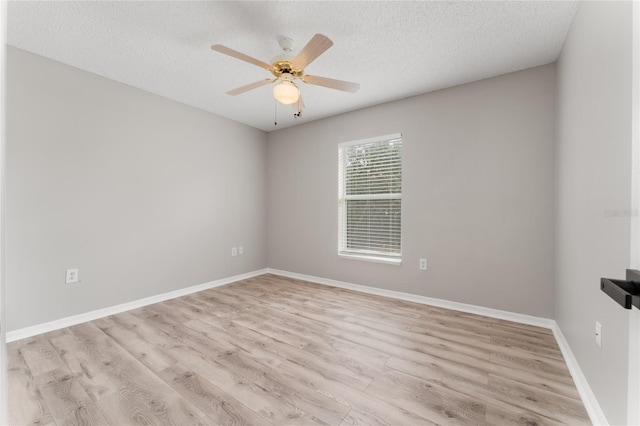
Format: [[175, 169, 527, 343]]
[[211, 44, 276, 72], [227, 78, 276, 96], [291, 34, 333, 70], [302, 75, 360, 93]]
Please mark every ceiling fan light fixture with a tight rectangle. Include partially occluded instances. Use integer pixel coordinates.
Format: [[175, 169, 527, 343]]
[[273, 74, 300, 105]]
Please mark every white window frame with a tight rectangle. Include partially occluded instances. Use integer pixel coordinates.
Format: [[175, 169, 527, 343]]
[[338, 133, 403, 265]]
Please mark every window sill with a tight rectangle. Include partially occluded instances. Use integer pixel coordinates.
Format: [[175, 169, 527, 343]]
[[338, 252, 402, 266]]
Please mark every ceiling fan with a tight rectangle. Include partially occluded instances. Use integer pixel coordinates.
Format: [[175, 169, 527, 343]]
[[211, 34, 360, 115]]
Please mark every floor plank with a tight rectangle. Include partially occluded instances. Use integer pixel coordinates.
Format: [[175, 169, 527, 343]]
[[8, 273, 591, 425], [39, 378, 109, 426], [158, 363, 273, 426], [7, 342, 56, 426]]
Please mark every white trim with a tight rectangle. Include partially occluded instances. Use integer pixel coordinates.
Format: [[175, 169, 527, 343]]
[[6, 268, 268, 343], [629, 2, 640, 424], [266, 268, 554, 328], [631, 0, 640, 274], [267, 268, 607, 424], [338, 133, 402, 148], [338, 252, 402, 266], [552, 323, 609, 426]]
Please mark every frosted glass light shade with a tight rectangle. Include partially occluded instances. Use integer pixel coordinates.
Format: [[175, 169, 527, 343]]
[[273, 81, 300, 104]]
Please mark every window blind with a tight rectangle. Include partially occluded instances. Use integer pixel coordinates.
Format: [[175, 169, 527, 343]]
[[338, 134, 402, 259]]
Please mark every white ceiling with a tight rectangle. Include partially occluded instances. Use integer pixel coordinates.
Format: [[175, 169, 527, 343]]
[[7, 1, 578, 132]]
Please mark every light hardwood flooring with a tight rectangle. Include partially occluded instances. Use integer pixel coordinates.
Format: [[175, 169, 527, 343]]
[[8, 274, 591, 425]]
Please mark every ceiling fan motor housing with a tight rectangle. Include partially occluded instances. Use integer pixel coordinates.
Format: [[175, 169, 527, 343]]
[[270, 54, 304, 79]]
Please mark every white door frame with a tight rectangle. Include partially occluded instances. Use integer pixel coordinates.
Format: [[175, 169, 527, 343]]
[[630, 1, 640, 424]]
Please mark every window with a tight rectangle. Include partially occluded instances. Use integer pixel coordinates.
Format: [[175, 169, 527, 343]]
[[338, 134, 403, 264]]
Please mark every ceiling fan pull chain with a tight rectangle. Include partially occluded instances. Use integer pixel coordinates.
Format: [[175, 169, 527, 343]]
[[274, 99, 278, 126]]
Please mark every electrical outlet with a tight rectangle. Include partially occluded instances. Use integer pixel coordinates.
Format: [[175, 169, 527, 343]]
[[65, 268, 79, 284], [595, 321, 602, 347], [231, 247, 237, 256], [238, 246, 244, 255], [419, 258, 427, 270]]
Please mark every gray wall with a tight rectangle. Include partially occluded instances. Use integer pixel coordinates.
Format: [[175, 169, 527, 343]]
[[555, 2, 633, 424], [267, 64, 556, 318], [6, 47, 268, 331]]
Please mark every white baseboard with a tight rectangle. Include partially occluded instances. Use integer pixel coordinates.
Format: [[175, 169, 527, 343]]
[[266, 268, 555, 329], [6, 268, 268, 343], [267, 268, 606, 426], [552, 323, 608, 426]]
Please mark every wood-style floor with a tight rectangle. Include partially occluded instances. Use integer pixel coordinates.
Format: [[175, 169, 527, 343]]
[[8, 274, 590, 425]]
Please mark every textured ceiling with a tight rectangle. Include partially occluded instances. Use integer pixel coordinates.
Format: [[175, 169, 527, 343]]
[[7, 1, 578, 132]]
